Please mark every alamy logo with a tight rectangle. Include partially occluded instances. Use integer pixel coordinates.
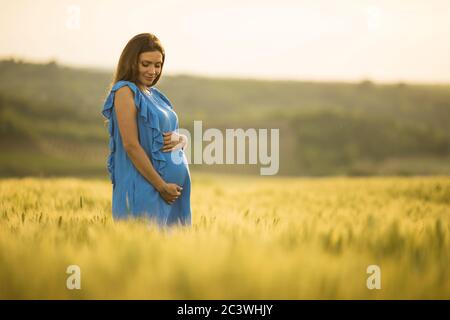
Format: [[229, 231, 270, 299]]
[[172, 121, 280, 175], [66, 5, 81, 30], [66, 265, 81, 290], [366, 265, 381, 290]]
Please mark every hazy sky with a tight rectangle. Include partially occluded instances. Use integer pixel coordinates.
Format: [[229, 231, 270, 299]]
[[1, 0, 450, 83]]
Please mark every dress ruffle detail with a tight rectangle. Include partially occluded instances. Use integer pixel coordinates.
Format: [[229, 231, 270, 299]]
[[101, 80, 168, 183]]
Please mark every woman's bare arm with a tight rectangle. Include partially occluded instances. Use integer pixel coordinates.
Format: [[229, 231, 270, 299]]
[[114, 86, 181, 203]]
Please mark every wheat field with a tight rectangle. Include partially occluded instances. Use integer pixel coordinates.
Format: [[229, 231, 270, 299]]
[[0, 173, 449, 299]]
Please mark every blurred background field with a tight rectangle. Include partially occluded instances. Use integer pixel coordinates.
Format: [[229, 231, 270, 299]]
[[1, 59, 449, 177], [0, 60, 449, 299], [0, 174, 449, 299]]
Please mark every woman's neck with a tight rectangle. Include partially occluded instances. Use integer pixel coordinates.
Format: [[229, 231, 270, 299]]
[[138, 85, 152, 95]]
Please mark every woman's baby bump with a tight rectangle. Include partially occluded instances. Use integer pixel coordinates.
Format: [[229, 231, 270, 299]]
[[162, 149, 189, 186]]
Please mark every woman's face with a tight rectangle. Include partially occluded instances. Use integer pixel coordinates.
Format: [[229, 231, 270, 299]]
[[137, 51, 163, 88]]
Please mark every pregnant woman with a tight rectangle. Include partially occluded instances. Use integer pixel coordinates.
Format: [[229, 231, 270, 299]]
[[102, 33, 191, 227]]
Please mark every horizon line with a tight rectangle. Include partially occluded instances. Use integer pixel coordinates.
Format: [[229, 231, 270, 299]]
[[2, 55, 450, 87]]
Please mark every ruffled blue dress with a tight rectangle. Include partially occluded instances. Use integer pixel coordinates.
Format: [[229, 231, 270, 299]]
[[102, 80, 191, 227]]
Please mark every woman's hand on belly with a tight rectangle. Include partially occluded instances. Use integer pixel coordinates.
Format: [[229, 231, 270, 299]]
[[161, 131, 187, 152], [158, 182, 183, 205]]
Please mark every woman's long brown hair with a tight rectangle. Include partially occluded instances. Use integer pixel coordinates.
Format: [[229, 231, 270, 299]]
[[110, 33, 165, 90]]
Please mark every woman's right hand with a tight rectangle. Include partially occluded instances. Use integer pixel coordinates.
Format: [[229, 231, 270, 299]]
[[158, 182, 182, 204]]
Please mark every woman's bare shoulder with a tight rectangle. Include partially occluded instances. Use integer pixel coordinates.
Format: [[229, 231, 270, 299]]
[[114, 86, 136, 110], [115, 85, 134, 97]]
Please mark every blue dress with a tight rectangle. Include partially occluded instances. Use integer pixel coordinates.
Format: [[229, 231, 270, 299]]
[[102, 80, 191, 227]]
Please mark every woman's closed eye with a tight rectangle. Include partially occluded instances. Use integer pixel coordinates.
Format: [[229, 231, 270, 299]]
[[142, 63, 161, 68]]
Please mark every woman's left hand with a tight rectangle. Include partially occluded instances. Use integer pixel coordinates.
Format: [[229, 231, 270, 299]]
[[161, 132, 187, 152]]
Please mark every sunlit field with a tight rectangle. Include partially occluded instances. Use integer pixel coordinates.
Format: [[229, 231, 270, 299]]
[[0, 173, 449, 299]]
